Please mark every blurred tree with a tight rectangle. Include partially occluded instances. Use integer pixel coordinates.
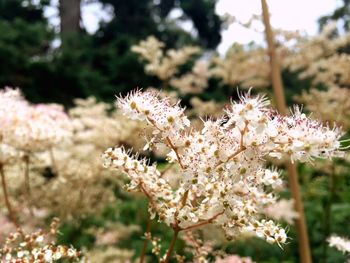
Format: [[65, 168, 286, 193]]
[[97, 0, 222, 49], [317, 0, 350, 54], [318, 0, 350, 31], [0, 0, 49, 22], [56, 0, 224, 103], [0, 0, 223, 105], [59, 0, 81, 35], [0, 0, 54, 102], [179, 0, 222, 49]]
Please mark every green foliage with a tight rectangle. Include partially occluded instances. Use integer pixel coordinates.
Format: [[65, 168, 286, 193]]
[[0, 0, 53, 102], [318, 0, 350, 31], [179, 0, 222, 49], [98, 0, 222, 49], [0, 0, 223, 106], [0, 0, 49, 22]]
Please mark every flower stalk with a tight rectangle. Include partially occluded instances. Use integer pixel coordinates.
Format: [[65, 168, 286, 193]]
[[139, 218, 152, 263], [0, 164, 19, 229], [23, 154, 31, 198], [163, 229, 179, 263], [261, 0, 312, 262]]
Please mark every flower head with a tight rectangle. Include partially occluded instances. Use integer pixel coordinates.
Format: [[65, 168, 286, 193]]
[[103, 90, 343, 245]]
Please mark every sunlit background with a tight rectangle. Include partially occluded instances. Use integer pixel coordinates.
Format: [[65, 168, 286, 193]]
[[44, 0, 339, 53]]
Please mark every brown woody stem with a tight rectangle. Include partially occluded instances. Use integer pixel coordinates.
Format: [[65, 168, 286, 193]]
[[0, 164, 19, 229], [139, 218, 152, 263], [181, 211, 224, 231], [163, 229, 179, 263], [166, 137, 184, 169], [261, 1, 312, 262], [23, 154, 31, 198], [23, 154, 34, 216]]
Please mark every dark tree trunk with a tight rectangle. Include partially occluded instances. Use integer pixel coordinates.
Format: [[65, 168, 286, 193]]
[[59, 0, 81, 35]]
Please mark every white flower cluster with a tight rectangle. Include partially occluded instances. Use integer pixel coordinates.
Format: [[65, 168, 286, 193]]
[[296, 85, 350, 129], [265, 106, 342, 163], [170, 61, 209, 94], [283, 22, 350, 72], [131, 36, 200, 81], [0, 88, 72, 155], [210, 44, 270, 89], [116, 90, 190, 131], [0, 218, 80, 262], [264, 199, 299, 225], [328, 235, 350, 254], [0, 143, 18, 165], [102, 90, 343, 246]]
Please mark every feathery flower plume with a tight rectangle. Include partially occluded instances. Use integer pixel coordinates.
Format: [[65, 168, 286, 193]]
[[103, 90, 343, 252]]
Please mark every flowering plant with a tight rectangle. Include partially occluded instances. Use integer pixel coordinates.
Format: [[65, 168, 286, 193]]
[[102, 89, 343, 262], [0, 218, 80, 262]]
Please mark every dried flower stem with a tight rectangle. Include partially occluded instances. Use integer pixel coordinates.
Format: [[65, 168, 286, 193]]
[[49, 147, 57, 172], [261, 0, 286, 113], [261, 0, 312, 262], [23, 154, 34, 216], [23, 154, 31, 198], [0, 164, 19, 229], [285, 164, 311, 261]]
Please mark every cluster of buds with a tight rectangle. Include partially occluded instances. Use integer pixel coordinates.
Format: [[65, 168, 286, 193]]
[[0, 218, 80, 262], [181, 231, 215, 262], [102, 90, 343, 246], [144, 232, 162, 257]]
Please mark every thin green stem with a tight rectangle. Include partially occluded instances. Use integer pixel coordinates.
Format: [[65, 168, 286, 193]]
[[322, 164, 336, 262]]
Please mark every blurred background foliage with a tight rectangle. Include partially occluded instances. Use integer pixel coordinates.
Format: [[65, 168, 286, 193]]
[[0, 0, 223, 105], [2, 0, 348, 107]]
